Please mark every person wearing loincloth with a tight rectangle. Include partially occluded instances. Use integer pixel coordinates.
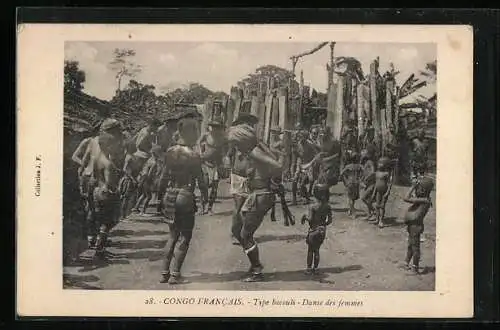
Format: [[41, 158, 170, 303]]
[[155, 116, 180, 215], [226, 113, 258, 245], [360, 149, 376, 219], [133, 145, 164, 215], [402, 176, 434, 274], [227, 122, 283, 282], [118, 140, 145, 219], [339, 152, 364, 217], [291, 129, 320, 205], [71, 128, 99, 243], [371, 156, 394, 228], [199, 118, 227, 214], [160, 114, 208, 285], [80, 118, 125, 256], [341, 119, 359, 166], [410, 128, 429, 183], [269, 127, 285, 222], [301, 127, 341, 192]]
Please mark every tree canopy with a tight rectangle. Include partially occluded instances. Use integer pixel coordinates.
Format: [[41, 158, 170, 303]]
[[238, 65, 295, 92], [64, 61, 86, 92], [109, 80, 228, 116], [108, 48, 142, 91]]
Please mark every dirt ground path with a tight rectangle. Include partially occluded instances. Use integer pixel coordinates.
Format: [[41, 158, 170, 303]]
[[63, 181, 435, 291]]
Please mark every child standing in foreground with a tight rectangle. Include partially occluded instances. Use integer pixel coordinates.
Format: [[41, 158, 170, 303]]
[[403, 176, 434, 274], [339, 152, 364, 217], [371, 156, 393, 228], [301, 183, 333, 275]]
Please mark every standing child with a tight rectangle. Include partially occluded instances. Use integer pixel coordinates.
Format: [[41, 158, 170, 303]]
[[133, 145, 163, 215], [371, 156, 393, 228], [403, 176, 434, 274], [339, 152, 364, 217], [301, 183, 333, 275]]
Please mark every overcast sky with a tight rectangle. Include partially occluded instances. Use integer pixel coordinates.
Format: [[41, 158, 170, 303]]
[[65, 41, 436, 101]]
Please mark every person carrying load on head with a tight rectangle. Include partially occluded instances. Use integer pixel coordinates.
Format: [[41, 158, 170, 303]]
[[198, 117, 227, 214], [159, 113, 208, 285]]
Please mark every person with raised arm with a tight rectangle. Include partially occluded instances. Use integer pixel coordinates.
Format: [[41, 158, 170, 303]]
[[227, 121, 283, 282]]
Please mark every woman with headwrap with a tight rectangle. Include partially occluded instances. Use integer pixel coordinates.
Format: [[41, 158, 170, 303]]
[[227, 122, 283, 282]]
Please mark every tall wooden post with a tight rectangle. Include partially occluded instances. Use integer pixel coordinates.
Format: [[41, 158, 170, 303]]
[[263, 90, 274, 145], [369, 59, 382, 155], [326, 42, 337, 135], [329, 42, 335, 89], [226, 87, 238, 126], [271, 90, 280, 131], [357, 83, 367, 141], [279, 87, 291, 171], [297, 70, 304, 125], [386, 78, 395, 129], [394, 86, 400, 134], [202, 97, 214, 135], [332, 74, 345, 141], [232, 87, 244, 121]]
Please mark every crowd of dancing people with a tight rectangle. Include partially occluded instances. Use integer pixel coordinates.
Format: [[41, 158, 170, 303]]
[[70, 108, 433, 284]]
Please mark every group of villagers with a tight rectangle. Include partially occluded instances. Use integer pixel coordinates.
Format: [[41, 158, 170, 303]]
[[70, 108, 433, 285]]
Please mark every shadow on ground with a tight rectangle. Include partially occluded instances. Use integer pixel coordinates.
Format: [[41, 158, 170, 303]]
[[112, 249, 165, 262], [382, 217, 406, 227], [76, 251, 131, 272], [211, 210, 234, 217], [111, 229, 169, 237], [256, 234, 306, 244], [110, 239, 167, 250], [124, 218, 165, 225], [332, 207, 349, 213], [186, 265, 362, 284]]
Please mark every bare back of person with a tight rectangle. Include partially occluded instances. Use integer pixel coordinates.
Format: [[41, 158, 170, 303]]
[[309, 202, 331, 230]]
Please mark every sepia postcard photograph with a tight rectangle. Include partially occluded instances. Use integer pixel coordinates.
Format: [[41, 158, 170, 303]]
[[17, 24, 473, 318]]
